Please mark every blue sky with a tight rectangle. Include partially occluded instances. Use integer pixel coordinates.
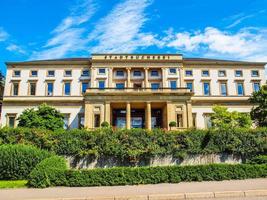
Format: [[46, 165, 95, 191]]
[[0, 0, 267, 75]]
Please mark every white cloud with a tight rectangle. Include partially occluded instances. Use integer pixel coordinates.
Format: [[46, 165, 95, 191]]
[[0, 27, 8, 42], [30, 0, 97, 60], [88, 0, 154, 53], [6, 44, 26, 54]]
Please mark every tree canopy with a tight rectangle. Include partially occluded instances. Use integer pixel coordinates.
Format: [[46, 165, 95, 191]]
[[17, 103, 64, 131]]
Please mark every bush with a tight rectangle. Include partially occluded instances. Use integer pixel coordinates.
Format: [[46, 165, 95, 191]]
[[28, 155, 68, 188], [247, 155, 267, 164], [30, 163, 267, 188], [101, 121, 110, 128], [0, 144, 52, 180]]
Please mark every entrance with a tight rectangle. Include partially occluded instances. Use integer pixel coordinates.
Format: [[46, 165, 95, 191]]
[[152, 109, 162, 128]]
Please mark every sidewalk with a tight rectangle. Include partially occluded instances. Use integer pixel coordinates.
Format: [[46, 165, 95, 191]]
[[0, 178, 267, 200]]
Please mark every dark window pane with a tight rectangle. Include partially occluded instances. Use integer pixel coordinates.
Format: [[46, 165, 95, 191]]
[[204, 82, 210, 96], [47, 83, 53, 96], [82, 82, 89, 93], [30, 83, 36, 95], [64, 82, 71, 95], [133, 71, 141, 76]]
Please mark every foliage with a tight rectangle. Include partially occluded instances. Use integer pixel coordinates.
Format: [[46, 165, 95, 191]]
[[250, 85, 267, 127], [101, 121, 110, 128], [29, 163, 267, 188], [0, 144, 52, 180], [169, 121, 177, 127], [247, 155, 267, 164], [28, 155, 68, 188], [0, 180, 27, 188], [210, 105, 252, 129], [0, 128, 266, 164], [17, 103, 64, 131]]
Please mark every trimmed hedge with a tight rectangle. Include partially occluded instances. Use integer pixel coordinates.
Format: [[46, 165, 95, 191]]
[[0, 127, 266, 163], [29, 163, 267, 188], [28, 155, 68, 188], [0, 144, 52, 180], [248, 155, 267, 164]]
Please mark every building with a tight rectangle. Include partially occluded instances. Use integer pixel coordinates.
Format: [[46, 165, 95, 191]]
[[1, 54, 266, 130]]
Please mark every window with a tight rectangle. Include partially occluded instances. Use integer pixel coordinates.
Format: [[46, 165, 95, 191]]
[[12, 82, 19, 96], [7, 114, 16, 127], [48, 70, 55, 77], [133, 83, 142, 89], [220, 82, 227, 96], [253, 82, 260, 92], [237, 82, 244, 96], [192, 113, 197, 128], [98, 80, 105, 89], [30, 70, 38, 77], [94, 114, 100, 128], [235, 70, 243, 77], [169, 68, 177, 74], [13, 70, 21, 77], [133, 70, 141, 76], [82, 82, 89, 93], [251, 70, 259, 77], [204, 114, 212, 128], [185, 70, 193, 76], [64, 82, 71, 95], [98, 68, 106, 74], [202, 70, 209, 77], [186, 82, 193, 92], [63, 114, 70, 129], [177, 114, 183, 127], [116, 83, 125, 89], [116, 70, 124, 77], [29, 82, 36, 96], [78, 113, 84, 128], [65, 70, 72, 77], [170, 80, 177, 89], [47, 82, 53, 96], [81, 69, 89, 77], [218, 70, 226, 77], [151, 83, 160, 90], [203, 82, 210, 96], [151, 70, 159, 77]]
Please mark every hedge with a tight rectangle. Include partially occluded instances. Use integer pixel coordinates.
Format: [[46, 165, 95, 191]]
[[0, 144, 52, 180], [248, 155, 267, 164], [28, 155, 68, 188], [28, 163, 267, 188], [0, 127, 266, 163]]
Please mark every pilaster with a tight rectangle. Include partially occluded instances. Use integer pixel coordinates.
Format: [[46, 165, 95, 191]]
[[145, 102, 151, 130], [126, 102, 131, 129]]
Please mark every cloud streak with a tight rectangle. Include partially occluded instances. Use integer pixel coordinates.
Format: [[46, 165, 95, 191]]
[[0, 27, 8, 42]]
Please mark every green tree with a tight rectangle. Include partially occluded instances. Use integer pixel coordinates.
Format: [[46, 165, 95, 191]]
[[250, 85, 267, 127], [210, 105, 252, 129], [18, 103, 64, 131]]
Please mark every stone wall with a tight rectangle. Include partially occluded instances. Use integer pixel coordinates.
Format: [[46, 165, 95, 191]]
[[66, 153, 242, 169]]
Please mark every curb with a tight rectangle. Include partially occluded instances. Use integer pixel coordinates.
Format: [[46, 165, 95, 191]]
[[28, 189, 267, 200]]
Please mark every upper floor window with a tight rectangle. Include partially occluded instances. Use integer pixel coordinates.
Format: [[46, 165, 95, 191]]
[[151, 83, 160, 90], [203, 82, 210, 96], [202, 70, 209, 77], [12, 82, 19, 96], [64, 70, 72, 77], [170, 80, 177, 89], [98, 68, 106, 74], [253, 82, 260, 92], [151, 70, 159, 77], [30, 70, 38, 77], [185, 70, 193, 76], [98, 80, 105, 89], [169, 68, 177, 74], [116, 83, 125, 89], [116, 70, 124, 77], [47, 82, 54, 96], [47, 70, 55, 77], [235, 70, 243, 77], [218, 70, 226, 77], [13, 70, 21, 77], [29, 82, 36, 96], [64, 82, 71, 96], [82, 82, 89, 93], [220, 82, 227, 96], [251, 70, 259, 77], [237, 82, 244, 96], [81, 69, 89, 77], [186, 82, 193, 92], [133, 70, 142, 76]]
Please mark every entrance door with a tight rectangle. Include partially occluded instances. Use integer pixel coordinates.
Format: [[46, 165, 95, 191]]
[[112, 109, 126, 128], [151, 109, 162, 128], [131, 109, 145, 128]]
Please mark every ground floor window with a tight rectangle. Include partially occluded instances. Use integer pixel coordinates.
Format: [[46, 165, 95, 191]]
[[6, 114, 16, 127], [192, 113, 197, 127], [176, 113, 183, 127], [94, 114, 100, 127], [63, 114, 70, 129], [78, 113, 84, 128], [204, 114, 212, 128]]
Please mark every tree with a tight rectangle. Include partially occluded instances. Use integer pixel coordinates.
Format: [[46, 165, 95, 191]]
[[169, 121, 177, 130], [210, 105, 252, 129], [250, 84, 267, 127], [18, 103, 64, 131]]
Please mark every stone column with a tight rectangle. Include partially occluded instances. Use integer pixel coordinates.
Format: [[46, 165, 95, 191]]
[[187, 100, 193, 128], [104, 102, 111, 125], [144, 67, 149, 88], [145, 102, 152, 130], [84, 103, 93, 129], [182, 104, 188, 128], [90, 68, 95, 88], [127, 68, 131, 88], [108, 68, 113, 88], [126, 102, 131, 129]]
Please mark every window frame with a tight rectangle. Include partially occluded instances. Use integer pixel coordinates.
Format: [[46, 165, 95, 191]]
[[218, 70, 226, 77], [133, 70, 142, 77], [170, 80, 177, 89], [81, 81, 89, 94], [186, 81, 194, 92], [169, 68, 177, 74], [13, 70, 21, 77], [151, 82, 160, 90], [203, 82, 211, 96], [64, 70, 72, 77], [253, 82, 260, 92], [98, 68, 106, 75], [185, 70, 193, 77], [6, 113, 17, 128], [81, 69, 89, 77], [236, 82, 245, 96], [30, 70, 38, 77], [63, 81, 71, 96], [46, 82, 54, 96], [98, 80, 105, 89], [29, 81, 37, 96], [150, 70, 159, 77], [47, 70, 55, 77], [116, 70, 124, 77], [202, 70, 210, 77], [11, 81, 19, 96], [116, 83, 125, 89], [251, 70, 259, 77], [219, 82, 227, 96], [235, 70, 243, 77]]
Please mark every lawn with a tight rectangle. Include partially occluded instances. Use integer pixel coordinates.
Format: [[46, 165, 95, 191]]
[[0, 180, 27, 189]]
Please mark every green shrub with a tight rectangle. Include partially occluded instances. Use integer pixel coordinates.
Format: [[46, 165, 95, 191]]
[[28, 155, 68, 188], [0, 144, 52, 180], [28, 163, 267, 188], [247, 155, 267, 164], [101, 121, 110, 128]]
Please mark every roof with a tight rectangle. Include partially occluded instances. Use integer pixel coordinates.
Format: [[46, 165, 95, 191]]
[[5, 58, 91, 65]]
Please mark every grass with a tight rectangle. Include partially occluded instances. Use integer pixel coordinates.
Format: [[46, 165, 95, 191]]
[[0, 180, 27, 189]]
